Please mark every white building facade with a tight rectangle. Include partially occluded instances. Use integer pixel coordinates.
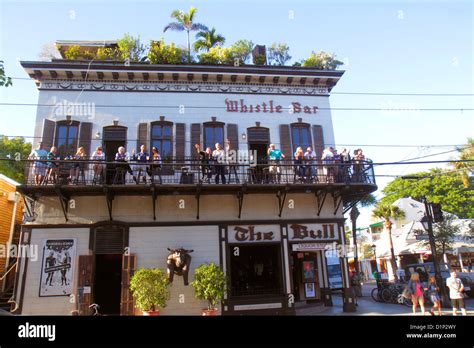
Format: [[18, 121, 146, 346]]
[[14, 60, 377, 315]]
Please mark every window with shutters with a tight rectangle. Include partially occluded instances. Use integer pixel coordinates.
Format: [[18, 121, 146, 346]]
[[55, 120, 80, 156], [203, 122, 224, 150], [291, 123, 312, 154], [150, 121, 173, 158]]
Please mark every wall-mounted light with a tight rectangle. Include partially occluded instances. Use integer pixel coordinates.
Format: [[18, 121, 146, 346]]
[[95, 131, 101, 139], [241, 133, 247, 140]]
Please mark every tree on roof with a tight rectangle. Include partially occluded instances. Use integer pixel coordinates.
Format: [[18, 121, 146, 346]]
[[163, 7, 208, 63], [194, 27, 225, 52]]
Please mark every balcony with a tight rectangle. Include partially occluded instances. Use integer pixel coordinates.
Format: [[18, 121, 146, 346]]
[[17, 158, 377, 221]]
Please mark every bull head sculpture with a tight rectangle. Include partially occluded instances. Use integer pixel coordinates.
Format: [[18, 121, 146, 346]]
[[166, 248, 194, 286]]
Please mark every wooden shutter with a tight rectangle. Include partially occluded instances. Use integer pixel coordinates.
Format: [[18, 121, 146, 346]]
[[41, 119, 56, 150], [78, 122, 93, 156], [137, 123, 148, 150], [175, 123, 185, 160], [190, 123, 201, 168], [121, 254, 136, 315], [77, 255, 94, 316], [312, 125, 325, 163], [226, 124, 239, 151], [279, 124, 292, 159]]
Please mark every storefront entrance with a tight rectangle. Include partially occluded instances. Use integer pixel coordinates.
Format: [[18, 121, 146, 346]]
[[291, 251, 321, 302], [93, 254, 122, 315], [230, 244, 282, 297]]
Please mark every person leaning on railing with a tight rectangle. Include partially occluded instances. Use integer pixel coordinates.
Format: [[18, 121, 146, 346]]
[[115, 146, 137, 184], [147, 146, 162, 184], [68, 147, 86, 184], [195, 144, 211, 183], [133, 144, 150, 184], [91, 146, 106, 184], [304, 146, 317, 182], [267, 144, 285, 183], [339, 148, 351, 182], [294, 147, 305, 182], [212, 143, 226, 184], [45, 146, 60, 184], [352, 148, 365, 182], [29, 142, 48, 185]]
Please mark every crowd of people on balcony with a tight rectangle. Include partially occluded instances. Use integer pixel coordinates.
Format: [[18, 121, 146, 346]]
[[27, 140, 372, 186]]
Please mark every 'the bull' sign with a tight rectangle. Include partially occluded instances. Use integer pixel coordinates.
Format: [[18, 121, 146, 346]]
[[289, 224, 338, 241]]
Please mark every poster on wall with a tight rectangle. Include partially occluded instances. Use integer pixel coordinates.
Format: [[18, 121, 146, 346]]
[[305, 283, 316, 298], [302, 261, 315, 283], [39, 239, 76, 297]]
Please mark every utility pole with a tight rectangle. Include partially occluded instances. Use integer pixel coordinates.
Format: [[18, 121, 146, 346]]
[[422, 197, 450, 308]]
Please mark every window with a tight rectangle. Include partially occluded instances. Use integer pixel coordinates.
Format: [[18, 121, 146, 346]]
[[229, 244, 282, 297], [55, 121, 79, 156], [150, 122, 173, 158], [291, 124, 311, 154], [203, 122, 224, 150]]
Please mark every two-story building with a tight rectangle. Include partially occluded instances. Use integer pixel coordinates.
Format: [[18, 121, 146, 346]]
[[13, 47, 377, 315]]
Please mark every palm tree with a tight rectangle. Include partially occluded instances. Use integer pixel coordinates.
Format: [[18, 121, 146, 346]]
[[372, 202, 405, 281], [349, 193, 377, 274], [193, 27, 225, 52], [163, 7, 208, 63]]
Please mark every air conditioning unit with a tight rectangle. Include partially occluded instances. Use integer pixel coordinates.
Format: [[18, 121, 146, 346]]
[[7, 192, 19, 202]]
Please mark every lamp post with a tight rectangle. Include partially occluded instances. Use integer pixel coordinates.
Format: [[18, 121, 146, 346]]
[[420, 198, 450, 307]]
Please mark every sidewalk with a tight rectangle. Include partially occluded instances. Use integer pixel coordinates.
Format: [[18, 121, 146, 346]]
[[295, 281, 474, 316]]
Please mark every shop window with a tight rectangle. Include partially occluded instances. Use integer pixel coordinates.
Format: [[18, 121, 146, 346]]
[[55, 120, 79, 156], [230, 244, 282, 297], [291, 124, 311, 155]]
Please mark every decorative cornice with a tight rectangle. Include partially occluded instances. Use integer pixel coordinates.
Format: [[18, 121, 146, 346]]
[[39, 79, 330, 96]]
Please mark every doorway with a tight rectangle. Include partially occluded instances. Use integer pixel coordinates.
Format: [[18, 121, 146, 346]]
[[247, 127, 270, 184], [93, 254, 122, 315], [291, 251, 321, 302], [102, 126, 127, 184]]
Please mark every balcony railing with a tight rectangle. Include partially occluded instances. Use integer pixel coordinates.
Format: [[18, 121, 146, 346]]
[[21, 157, 376, 187]]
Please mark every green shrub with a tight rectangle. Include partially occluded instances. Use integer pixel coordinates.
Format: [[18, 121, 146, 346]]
[[191, 263, 226, 310], [129, 268, 171, 312]]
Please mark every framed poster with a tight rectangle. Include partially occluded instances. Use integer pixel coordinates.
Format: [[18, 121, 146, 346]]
[[305, 283, 316, 298], [39, 239, 76, 297], [302, 261, 315, 282]]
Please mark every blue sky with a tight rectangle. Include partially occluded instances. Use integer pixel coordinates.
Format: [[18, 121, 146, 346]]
[[0, 0, 473, 225]]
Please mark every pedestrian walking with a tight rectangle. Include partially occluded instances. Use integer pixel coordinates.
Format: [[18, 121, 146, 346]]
[[351, 271, 362, 306], [446, 270, 467, 316], [408, 272, 426, 315], [425, 276, 442, 316]]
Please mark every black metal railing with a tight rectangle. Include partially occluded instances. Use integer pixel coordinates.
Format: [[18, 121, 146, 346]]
[[22, 157, 376, 186]]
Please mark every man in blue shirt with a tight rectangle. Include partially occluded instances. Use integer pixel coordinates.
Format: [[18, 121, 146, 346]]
[[267, 144, 286, 183], [134, 144, 150, 183]]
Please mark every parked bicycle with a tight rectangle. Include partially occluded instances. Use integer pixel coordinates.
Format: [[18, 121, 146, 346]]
[[371, 281, 411, 306]]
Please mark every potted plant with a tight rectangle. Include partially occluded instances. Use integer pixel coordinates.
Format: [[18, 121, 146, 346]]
[[129, 268, 170, 316], [191, 262, 226, 316]]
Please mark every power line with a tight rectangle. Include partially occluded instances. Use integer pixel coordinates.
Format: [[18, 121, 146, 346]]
[[0, 102, 472, 112], [397, 149, 460, 162], [7, 77, 474, 97]]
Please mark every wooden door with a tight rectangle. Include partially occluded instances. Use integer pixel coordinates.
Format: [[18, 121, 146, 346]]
[[120, 254, 136, 315], [77, 255, 93, 315]]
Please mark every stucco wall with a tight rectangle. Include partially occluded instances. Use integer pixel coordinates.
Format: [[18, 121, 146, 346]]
[[129, 226, 220, 315]]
